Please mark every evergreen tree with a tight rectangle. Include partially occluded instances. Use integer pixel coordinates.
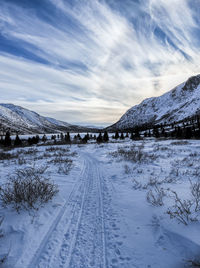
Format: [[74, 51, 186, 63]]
[[14, 134, 22, 146], [103, 131, 109, 142], [86, 133, 90, 141], [126, 132, 129, 138], [161, 127, 168, 138], [82, 134, 88, 143], [97, 133, 103, 143], [4, 131, 11, 147], [65, 132, 71, 143], [184, 127, 192, 139], [82, 133, 89, 143], [32, 136, 38, 144], [131, 129, 141, 139], [153, 127, 160, 138], [35, 135, 40, 143], [176, 126, 183, 139], [134, 129, 140, 139], [28, 137, 33, 146], [60, 133, 64, 140], [42, 134, 47, 142], [130, 132, 134, 140], [0, 136, 3, 145], [114, 131, 119, 139], [120, 133, 125, 140], [51, 135, 56, 140]]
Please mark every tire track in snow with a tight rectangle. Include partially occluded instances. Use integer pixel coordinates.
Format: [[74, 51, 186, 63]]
[[54, 153, 107, 268], [20, 152, 108, 268], [21, 159, 89, 268]]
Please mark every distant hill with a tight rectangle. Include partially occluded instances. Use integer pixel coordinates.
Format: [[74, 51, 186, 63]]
[[0, 103, 99, 134]]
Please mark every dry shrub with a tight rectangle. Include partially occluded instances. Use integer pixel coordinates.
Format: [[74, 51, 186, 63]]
[[171, 141, 188, 146], [0, 152, 16, 160], [58, 161, 73, 175], [46, 146, 70, 153], [187, 259, 200, 267], [132, 179, 142, 190], [0, 217, 3, 238], [15, 166, 48, 176], [0, 217, 9, 265], [49, 156, 72, 164], [111, 146, 156, 163], [124, 164, 131, 174], [0, 168, 58, 212], [166, 190, 196, 225], [190, 180, 200, 212], [146, 186, 165, 206], [17, 157, 26, 165]]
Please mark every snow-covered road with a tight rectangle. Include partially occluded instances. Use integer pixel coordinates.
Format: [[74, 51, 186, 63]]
[[23, 153, 107, 268]]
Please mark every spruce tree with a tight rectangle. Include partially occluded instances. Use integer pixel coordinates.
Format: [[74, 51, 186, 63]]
[[14, 134, 22, 146], [130, 132, 134, 140], [120, 133, 125, 140], [153, 127, 159, 138], [134, 129, 140, 139], [4, 131, 11, 147], [42, 134, 47, 142], [176, 126, 182, 139], [184, 127, 192, 139], [97, 133, 103, 143], [65, 132, 71, 143], [114, 131, 119, 139], [82, 134, 88, 143], [28, 137, 33, 146], [86, 133, 90, 141], [103, 131, 109, 142], [35, 135, 40, 143]]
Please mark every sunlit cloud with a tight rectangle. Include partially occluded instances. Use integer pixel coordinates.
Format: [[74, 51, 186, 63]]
[[0, 0, 199, 126]]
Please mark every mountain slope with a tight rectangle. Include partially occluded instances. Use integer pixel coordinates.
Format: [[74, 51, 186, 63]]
[[0, 104, 96, 134], [108, 74, 200, 130]]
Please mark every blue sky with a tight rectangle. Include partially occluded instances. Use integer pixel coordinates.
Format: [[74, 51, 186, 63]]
[[0, 0, 200, 126]]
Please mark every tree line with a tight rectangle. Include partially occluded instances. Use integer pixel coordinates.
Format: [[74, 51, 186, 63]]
[[1, 113, 200, 148]]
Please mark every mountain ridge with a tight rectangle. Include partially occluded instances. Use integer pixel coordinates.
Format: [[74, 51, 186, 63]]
[[0, 103, 99, 134], [107, 74, 200, 131]]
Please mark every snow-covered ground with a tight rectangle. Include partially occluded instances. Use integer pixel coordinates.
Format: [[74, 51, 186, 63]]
[[0, 138, 200, 267]]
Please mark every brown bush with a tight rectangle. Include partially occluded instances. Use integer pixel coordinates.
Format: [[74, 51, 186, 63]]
[[0, 171, 58, 212]]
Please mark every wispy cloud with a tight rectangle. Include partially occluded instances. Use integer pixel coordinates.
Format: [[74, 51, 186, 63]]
[[0, 0, 199, 125]]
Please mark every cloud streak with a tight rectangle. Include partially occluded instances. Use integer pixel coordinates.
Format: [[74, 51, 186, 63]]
[[0, 0, 199, 125]]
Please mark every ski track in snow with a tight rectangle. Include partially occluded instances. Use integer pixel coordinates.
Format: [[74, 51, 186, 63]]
[[21, 152, 111, 268]]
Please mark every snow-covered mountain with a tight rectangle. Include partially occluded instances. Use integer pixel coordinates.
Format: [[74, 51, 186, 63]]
[[108, 74, 200, 130], [0, 104, 96, 134]]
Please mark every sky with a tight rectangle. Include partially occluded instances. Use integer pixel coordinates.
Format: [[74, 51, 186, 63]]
[[0, 0, 200, 126]]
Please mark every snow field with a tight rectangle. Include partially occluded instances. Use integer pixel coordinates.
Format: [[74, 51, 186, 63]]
[[0, 139, 200, 267]]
